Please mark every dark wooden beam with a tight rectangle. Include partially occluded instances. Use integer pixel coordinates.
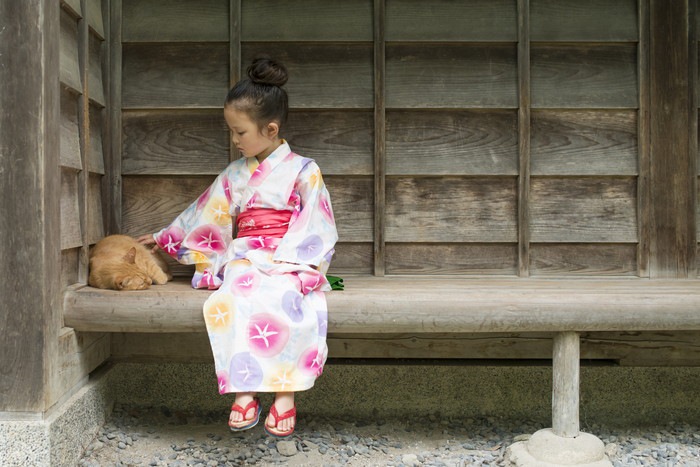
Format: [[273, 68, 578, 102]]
[[518, 0, 531, 277], [106, 0, 122, 235], [649, 0, 695, 278], [229, 0, 241, 163], [374, 0, 386, 276], [0, 0, 61, 412], [637, 0, 651, 277]]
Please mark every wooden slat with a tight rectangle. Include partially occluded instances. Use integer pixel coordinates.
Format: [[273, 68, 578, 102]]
[[122, 43, 229, 108], [88, 105, 105, 174], [60, 9, 82, 93], [121, 175, 373, 242], [518, 0, 531, 277], [386, 110, 518, 175], [122, 0, 228, 42], [88, 34, 105, 106], [63, 277, 700, 334], [530, 177, 638, 243], [386, 177, 518, 242], [386, 0, 516, 42], [61, 169, 83, 250], [87, 173, 105, 244], [328, 242, 373, 275], [637, 0, 650, 277], [531, 110, 638, 175], [54, 328, 110, 407], [242, 0, 372, 41], [242, 43, 374, 109], [107, 0, 122, 234], [530, 243, 638, 276], [386, 243, 517, 275], [62, 0, 82, 18], [61, 248, 81, 287], [78, 0, 90, 282], [530, 0, 638, 42], [286, 111, 373, 176], [531, 44, 638, 108], [122, 110, 229, 175], [649, 0, 694, 277], [60, 87, 82, 170], [386, 44, 518, 108], [85, 0, 104, 39], [374, 0, 386, 276]]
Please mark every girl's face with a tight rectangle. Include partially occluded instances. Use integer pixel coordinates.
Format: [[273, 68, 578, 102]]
[[224, 106, 281, 162]]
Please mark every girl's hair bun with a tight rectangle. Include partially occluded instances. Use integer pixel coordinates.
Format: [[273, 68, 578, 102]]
[[247, 56, 288, 87]]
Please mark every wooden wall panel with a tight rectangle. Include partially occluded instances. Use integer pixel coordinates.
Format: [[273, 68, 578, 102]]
[[122, 175, 372, 242], [531, 45, 638, 108], [328, 242, 373, 275], [60, 88, 82, 170], [59, 9, 81, 93], [122, 110, 229, 175], [386, 44, 518, 108], [530, 177, 638, 242], [61, 169, 82, 250], [386, 177, 518, 242], [286, 111, 374, 176], [386, 110, 518, 175], [88, 34, 105, 106], [530, 243, 638, 276], [386, 0, 517, 42], [122, 0, 228, 42], [123, 43, 229, 108], [61, 249, 80, 287], [62, 0, 82, 18], [530, 0, 638, 42], [86, 0, 105, 39], [87, 174, 105, 244], [242, 44, 374, 109], [88, 106, 105, 174], [386, 243, 517, 275], [531, 110, 638, 175], [242, 0, 372, 41]]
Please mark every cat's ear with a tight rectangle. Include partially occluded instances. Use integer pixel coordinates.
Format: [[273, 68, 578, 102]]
[[123, 247, 137, 264]]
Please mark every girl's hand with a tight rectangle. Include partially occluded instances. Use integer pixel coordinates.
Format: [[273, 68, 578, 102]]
[[136, 233, 159, 253]]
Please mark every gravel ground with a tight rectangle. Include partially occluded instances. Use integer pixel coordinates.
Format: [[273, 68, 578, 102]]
[[78, 404, 700, 467]]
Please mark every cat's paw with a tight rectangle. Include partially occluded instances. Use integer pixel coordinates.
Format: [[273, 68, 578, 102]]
[[151, 270, 170, 285]]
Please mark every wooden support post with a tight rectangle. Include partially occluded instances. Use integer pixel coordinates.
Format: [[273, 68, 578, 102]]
[[373, 0, 386, 276], [552, 331, 580, 438]]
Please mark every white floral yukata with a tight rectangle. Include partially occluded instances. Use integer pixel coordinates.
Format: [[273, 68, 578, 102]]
[[154, 142, 338, 394]]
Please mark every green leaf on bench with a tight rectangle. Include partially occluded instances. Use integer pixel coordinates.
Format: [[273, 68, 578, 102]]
[[326, 275, 344, 291]]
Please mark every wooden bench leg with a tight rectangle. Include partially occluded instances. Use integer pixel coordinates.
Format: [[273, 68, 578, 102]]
[[506, 332, 612, 467]]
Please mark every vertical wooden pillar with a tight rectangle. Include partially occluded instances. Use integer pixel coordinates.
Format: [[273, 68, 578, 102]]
[[373, 0, 386, 276], [106, 0, 123, 235], [552, 331, 580, 438], [0, 0, 61, 412], [649, 0, 695, 278], [517, 0, 531, 277], [229, 0, 241, 162]]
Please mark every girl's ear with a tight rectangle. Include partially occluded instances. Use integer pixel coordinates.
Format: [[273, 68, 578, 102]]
[[266, 122, 280, 139]]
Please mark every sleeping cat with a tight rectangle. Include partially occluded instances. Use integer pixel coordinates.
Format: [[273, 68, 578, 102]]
[[88, 235, 172, 290]]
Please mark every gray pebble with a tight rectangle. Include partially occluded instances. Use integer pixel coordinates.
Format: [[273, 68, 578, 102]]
[[117, 441, 127, 449], [277, 440, 298, 457]]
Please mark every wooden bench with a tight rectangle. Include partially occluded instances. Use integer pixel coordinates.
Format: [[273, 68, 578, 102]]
[[63, 276, 700, 467]]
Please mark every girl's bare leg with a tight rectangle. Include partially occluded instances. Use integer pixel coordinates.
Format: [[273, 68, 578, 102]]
[[230, 392, 257, 424], [266, 392, 295, 432]]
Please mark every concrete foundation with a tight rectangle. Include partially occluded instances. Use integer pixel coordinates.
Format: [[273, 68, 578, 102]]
[[507, 429, 611, 467]]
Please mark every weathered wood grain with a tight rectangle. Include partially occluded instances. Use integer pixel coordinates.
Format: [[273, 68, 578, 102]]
[[649, 0, 694, 277], [328, 242, 373, 275], [122, 0, 228, 42], [386, 110, 518, 175], [62, 248, 80, 287], [61, 169, 83, 250], [60, 87, 82, 170], [88, 34, 105, 106], [85, 0, 104, 39], [123, 43, 229, 108], [62, 0, 82, 18], [518, 0, 531, 277], [552, 331, 580, 437], [242, 44, 374, 109], [121, 175, 373, 242], [107, 0, 122, 235], [531, 44, 638, 108], [386, 44, 518, 108], [88, 105, 105, 174], [242, 0, 372, 41], [386, 243, 517, 275], [63, 277, 700, 334], [531, 0, 637, 42], [637, 0, 650, 277], [386, 0, 516, 42], [60, 8, 82, 93], [386, 177, 518, 242], [286, 111, 373, 176], [87, 173, 105, 244], [54, 328, 110, 408], [374, 0, 386, 276], [530, 243, 637, 276], [530, 177, 638, 243], [122, 110, 229, 175], [229, 0, 241, 164], [531, 110, 638, 175]]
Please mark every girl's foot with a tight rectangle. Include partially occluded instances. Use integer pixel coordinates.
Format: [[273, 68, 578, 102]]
[[265, 392, 296, 437], [229, 393, 261, 431]]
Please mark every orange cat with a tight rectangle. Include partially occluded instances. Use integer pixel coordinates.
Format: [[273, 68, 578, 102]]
[[88, 235, 172, 290]]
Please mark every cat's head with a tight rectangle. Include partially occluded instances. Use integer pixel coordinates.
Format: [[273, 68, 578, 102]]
[[114, 247, 152, 290]]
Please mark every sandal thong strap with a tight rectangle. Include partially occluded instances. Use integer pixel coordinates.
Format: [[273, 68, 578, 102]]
[[269, 403, 296, 425], [230, 398, 260, 420]]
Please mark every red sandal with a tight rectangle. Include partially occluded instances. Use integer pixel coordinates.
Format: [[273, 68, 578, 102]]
[[264, 403, 296, 438], [228, 397, 261, 432]]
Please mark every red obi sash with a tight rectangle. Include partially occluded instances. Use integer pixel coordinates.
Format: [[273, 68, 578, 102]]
[[236, 208, 292, 238]]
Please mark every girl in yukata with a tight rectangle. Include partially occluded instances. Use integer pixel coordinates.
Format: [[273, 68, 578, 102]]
[[138, 57, 338, 438]]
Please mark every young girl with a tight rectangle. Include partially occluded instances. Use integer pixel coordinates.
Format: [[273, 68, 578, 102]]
[[138, 57, 338, 438]]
